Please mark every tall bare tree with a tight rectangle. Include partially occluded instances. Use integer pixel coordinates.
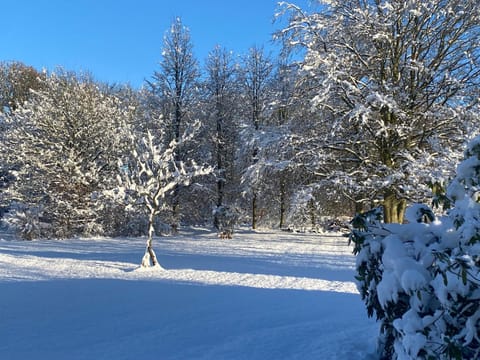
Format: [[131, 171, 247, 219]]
[[204, 45, 238, 227], [148, 17, 200, 227], [240, 46, 273, 229]]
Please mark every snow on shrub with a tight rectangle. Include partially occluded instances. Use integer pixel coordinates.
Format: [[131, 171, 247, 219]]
[[4, 203, 47, 240], [351, 136, 480, 359]]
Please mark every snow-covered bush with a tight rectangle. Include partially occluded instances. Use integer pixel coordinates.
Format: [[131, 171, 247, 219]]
[[4, 71, 132, 239], [351, 136, 480, 359], [4, 203, 47, 240]]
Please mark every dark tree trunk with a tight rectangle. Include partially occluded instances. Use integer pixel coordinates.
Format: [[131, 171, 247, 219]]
[[171, 185, 180, 232], [279, 175, 286, 228], [383, 189, 407, 224], [252, 192, 257, 229]]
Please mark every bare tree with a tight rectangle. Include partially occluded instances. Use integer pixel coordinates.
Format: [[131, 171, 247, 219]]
[[204, 45, 238, 229], [240, 46, 273, 229], [118, 121, 211, 267], [241, 46, 273, 132]]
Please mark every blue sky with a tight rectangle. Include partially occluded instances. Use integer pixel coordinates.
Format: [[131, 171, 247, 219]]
[[2, 0, 311, 88]]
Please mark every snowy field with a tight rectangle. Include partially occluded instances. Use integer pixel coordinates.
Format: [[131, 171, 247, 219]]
[[0, 227, 379, 360]]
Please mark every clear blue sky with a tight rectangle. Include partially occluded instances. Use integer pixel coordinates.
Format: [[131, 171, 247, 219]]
[[2, 0, 312, 88]]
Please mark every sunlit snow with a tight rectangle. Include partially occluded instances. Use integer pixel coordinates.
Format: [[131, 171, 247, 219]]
[[0, 227, 378, 359]]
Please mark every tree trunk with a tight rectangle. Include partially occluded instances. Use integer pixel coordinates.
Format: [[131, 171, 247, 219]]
[[252, 192, 257, 229], [383, 190, 407, 224], [171, 185, 180, 232], [214, 179, 224, 231], [216, 119, 225, 209], [171, 93, 181, 231], [308, 199, 316, 229], [354, 200, 364, 216], [251, 144, 259, 230], [141, 209, 161, 268], [279, 175, 286, 228]]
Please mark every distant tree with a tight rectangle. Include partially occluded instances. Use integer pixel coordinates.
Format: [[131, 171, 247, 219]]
[[279, 0, 480, 223], [0, 62, 46, 214], [241, 124, 297, 228], [0, 61, 45, 114], [5, 70, 132, 238], [264, 60, 299, 227], [267, 60, 297, 126], [148, 17, 200, 227], [204, 45, 239, 229], [241, 46, 273, 131], [240, 46, 273, 228], [0, 111, 13, 217]]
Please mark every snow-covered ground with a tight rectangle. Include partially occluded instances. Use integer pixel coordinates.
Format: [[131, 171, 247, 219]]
[[0, 227, 379, 360]]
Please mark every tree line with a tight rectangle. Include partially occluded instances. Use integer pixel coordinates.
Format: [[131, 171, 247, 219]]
[[1, 0, 480, 240]]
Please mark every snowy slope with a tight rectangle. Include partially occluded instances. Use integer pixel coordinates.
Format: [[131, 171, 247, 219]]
[[0, 227, 379, 360]]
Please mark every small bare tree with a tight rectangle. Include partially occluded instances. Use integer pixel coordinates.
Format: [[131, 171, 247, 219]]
[[118, 121, 211, 268]]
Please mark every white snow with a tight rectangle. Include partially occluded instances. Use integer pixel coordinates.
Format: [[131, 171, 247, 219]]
[[0, 227, 378, 359]]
